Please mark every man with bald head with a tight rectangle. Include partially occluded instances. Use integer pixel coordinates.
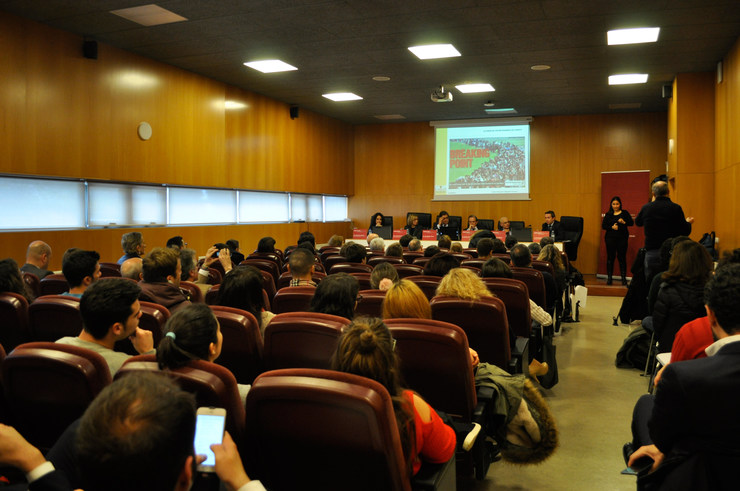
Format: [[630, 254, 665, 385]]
[[21, 240, 53, 279], [120, 257, 143, 281]]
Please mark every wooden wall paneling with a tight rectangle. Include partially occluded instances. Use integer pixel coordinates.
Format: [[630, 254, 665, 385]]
[[714, 166, 737, 252]]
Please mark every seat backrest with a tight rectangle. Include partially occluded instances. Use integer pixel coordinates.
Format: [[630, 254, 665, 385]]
[[320, 250, 340, 266], [28, 295, 82, 342], [405, 275, 442, 301], [116, 356, 246, 445], [262, 312, 349, 371], [477, 219, 495, 231], [0, 292, 29, 352], [272, 286, 316, 314], [511, 267, 547, 309], [22, 273, 40, 299], [205, 284, 220, 305], [532, 260, 555, 279], [38, 273, 70, 296], [510, 220, 525, 230], [450, 253, 472, 262], [368, 256, 404, 267], [482, 278, 532, 338], [355, 289, 386, 317], [385, 318, 476, 420], [391, 263, 424, 279], [245, 368, 411, 491], [412, 256, 432, 267], [461, 259, 485, 270], [99, 264, 122, 278], [462, 248, 479, 258], [276, 271, 326, 289], [349, 272, 372, 290], [323, 254, 347, 271], [407, 212, 432, 229], [2, 342, 112, 450], [559, 216, 584, 260], [329, 262, 373, 275], [447, 215, 462, 238], [247, 252, 282, 270], [318, 245, 341, 254], [430, 295, 511, 370], [114, 301, 170, 355], [258, 269, 277, 303], [401, 251, 422, 263], [240, 259, 281, 290], [209, 306, 264, 385], [180, 280, 204, 303]]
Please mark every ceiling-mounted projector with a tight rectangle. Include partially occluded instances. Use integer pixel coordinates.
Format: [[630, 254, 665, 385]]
[[431, 85, 453, 102]]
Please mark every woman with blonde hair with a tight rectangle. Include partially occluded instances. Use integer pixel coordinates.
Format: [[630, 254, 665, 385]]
[[404, 214, 423, 239], [331, 317, 455, 475]]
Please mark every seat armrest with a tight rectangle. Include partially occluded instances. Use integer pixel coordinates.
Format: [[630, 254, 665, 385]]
[[412, 454, 456, 491], [508, 336, 529, 374]]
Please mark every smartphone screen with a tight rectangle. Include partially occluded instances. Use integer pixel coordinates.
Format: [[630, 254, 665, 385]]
[[194, 409, 226, 471]]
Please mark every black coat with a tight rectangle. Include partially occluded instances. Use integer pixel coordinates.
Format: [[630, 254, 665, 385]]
[[653, 280, 706, 353]]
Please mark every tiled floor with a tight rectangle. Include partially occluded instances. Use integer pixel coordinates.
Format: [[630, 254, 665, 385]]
[[461, 295, 647, 491]]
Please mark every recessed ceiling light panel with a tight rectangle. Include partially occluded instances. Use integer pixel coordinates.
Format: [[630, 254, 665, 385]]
[[110, 4, 187, 26], [608, 74, 649, 85], [530, 64, 551, 71], [372, 76, 391, 82], [607, 27, 660, 45], [408, 44, 461, 60], [374, 114, 406, 120], [244, 60, 298, 73], [455, 83, 495, 93], [485, 108, 517, 114], [322, 92, 363, 102]]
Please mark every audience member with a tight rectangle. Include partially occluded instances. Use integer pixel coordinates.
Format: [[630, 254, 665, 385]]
[[366, 233, 379, 245], [438, 235, 452, 250], [408, 239, 422, 252], [466, 215, 479, 231], [309, 273, 358, 320], [670, 248, 740, 363], [56, 278, 154, 377], [504, 235, 518, 251], [625, 264, 740, 488], [226, 239, 245, 264], [331, 318, 456, 475], [166, 236, 185, 250], [404, 215, 423, 239], [527, 243, 541, 256], [538, 244, 567, 316], [423, 253, 460, 277], [385, 242, 403, 258], [647, 236, 691, 313], [541, 211, 561, 239], [218, 265, 274, 335], [510, 244, 557, 311], [423, 246, 440, 258], [651, 240, 712, 353], [636, 181, 694, 282], [344, 243, 367, 264], [0, 258, 34, 302], [491, 238, 507, 254], [117, 232, 146, 265], [178, 248, 210, 296], [157, 303, 250, 403], [399, 234, 414, 248], [120, 257, 143, 281], [370, 262, 399, 290], [256, 237, 276, 254], [61, 249, 101, 298], [287, 248, 317, 286], [0, 372, 263, 491], [369, 237, 385, 252], [20, 240, 53, 279], [539, 236, 555, 247], [139, 247, 191, 313], [298, 231, 316, 248], [476, 238, 494, 260], [296, 240, 315, 254], [450, 242, 463, 254], [327, 235, 344, 247], [469, 229, 494, 248]]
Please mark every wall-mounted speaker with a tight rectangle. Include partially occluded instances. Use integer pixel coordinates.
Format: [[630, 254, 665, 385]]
[[83, 40, 98, 60], [289, 105, 299, 119], [661, 84, 672, 99]]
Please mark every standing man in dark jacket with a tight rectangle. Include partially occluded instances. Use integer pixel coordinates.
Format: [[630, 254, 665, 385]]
[[635, 181, 693, 282]]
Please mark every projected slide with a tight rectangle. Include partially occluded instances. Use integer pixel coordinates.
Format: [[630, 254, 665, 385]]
[[434, 123, 530, 201]]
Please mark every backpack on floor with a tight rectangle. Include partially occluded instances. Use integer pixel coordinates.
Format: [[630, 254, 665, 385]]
[[615, 325, 651, 369]]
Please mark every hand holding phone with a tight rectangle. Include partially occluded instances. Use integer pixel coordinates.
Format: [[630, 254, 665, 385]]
[[194, 407, 226, 473]]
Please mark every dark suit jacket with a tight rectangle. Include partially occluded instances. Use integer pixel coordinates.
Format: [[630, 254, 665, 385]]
[[541, 220, 561, 239], [646, 340, 740, 488]]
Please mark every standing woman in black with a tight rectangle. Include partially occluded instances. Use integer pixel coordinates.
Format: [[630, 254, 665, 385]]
[[602, 196, 634, 285]]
